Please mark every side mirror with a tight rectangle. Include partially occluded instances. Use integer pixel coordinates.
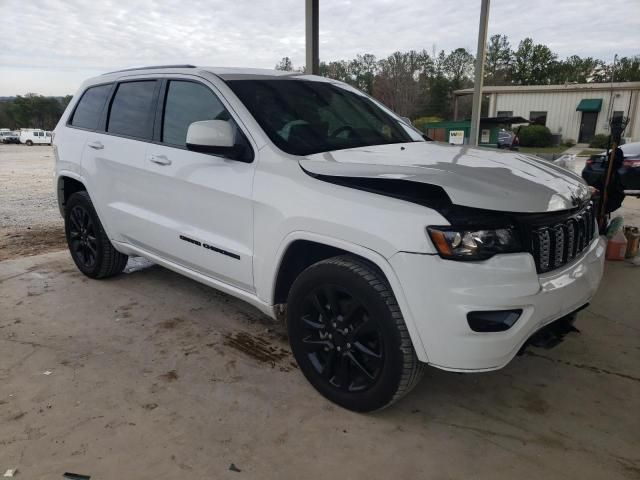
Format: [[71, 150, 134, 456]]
[[400, 116, 412, 126], [186, 120, 235, 154], [186, 119, 253, 162]]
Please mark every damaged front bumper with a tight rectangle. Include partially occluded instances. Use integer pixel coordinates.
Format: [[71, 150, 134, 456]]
[[389, 235, 606, 371], [518, 303, 587, 352]]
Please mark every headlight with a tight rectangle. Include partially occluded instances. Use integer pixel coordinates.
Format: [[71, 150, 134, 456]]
[[427, 226, 521, 260]]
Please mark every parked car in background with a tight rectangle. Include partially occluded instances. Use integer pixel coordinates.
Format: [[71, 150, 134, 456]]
[[19, 129, 52, 146], [0, 129, 20, 143], [497, 129, 519, 150], [582, 142, 640, 195], [53, 66, 604, 412]]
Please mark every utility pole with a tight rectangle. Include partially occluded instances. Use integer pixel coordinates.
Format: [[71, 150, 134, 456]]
[[305, 0, 319, 74], [607, 54, 618, 122], [469, 0, 490, 146]]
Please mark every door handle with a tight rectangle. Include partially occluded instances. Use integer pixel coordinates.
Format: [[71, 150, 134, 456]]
[[88, 141, 104, 150], [149, 154, 171, 166]]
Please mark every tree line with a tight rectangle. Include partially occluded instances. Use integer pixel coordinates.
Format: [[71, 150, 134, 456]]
[[276, 34, 640, 121], [1, 34, 638, 131], [0, 94, 72, 130]]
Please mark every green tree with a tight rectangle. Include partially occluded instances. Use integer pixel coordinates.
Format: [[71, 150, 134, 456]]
[[442, 48, 474, 89], [551, 55, 603, 83], [373, 50, 429, 117], [318, 60, 350, 83], [275, 57, 294, 71], [348, 54, 378, 94], [485, 34, 512, 85], [61, 95, 73, 108], [614, 56, 640, 82], [4, 94, 65, 130], [511, 38, 557, 85], [420, 51, 454, 119]]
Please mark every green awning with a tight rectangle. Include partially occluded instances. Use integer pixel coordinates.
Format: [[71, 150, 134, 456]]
[[576, 98, 602, 112]]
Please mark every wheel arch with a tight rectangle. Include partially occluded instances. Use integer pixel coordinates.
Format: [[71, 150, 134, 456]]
[[56, 173, 87, 217], [269, 232, 429, 362]]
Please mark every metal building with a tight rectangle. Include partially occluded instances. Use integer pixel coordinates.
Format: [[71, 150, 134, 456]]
[[454, 82, 640, 144]]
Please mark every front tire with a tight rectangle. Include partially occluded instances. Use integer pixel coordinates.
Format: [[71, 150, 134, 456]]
[[287, 255, 425, 412], [25, 140, 33, 146], [64, 191, 128, 278]]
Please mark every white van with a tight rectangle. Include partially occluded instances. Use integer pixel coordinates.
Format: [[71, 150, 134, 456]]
[[20, 129, 52, 146]]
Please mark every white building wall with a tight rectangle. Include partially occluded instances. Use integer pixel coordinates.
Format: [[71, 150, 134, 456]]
[[494, 89, 640, 143]]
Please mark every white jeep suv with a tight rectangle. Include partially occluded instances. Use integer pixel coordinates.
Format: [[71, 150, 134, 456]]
[[53, 65, 605, 412]]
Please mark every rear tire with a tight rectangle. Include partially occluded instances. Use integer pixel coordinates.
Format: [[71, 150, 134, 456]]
[[26, 140, 33, 146], [287, 255, 425, 412], [64, 191, 128, 279]]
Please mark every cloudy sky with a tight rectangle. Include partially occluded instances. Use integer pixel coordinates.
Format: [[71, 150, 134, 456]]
[[0, 0, 638, 96]]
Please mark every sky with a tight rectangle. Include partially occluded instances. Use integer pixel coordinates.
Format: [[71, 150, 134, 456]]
[[0, 0, 639, 96]]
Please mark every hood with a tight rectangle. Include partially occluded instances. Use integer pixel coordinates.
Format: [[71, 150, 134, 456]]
[[300, 142, 590, 213]]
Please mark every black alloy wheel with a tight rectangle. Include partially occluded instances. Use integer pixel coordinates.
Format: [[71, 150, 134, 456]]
[[299, 284, 383, 392], [68, 204, 98, 270], [287, 255, 425, 412], [64, 191, 128, 279]]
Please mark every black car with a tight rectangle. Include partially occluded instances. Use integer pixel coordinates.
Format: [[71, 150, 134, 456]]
[[582, 142, 640, 195]]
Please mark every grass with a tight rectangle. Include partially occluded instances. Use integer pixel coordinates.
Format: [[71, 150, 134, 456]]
[[577, 149, 604, 157], [517, 146, 569, 154]]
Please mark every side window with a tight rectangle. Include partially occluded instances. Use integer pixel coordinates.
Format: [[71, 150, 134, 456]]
[[71, 84, 112, 130], [162, 81, 230, 146], [107, 81, 157, 139]]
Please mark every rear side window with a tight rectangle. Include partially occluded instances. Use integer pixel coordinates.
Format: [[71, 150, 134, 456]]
[[162, 80, 229, 146], [107, 81, 157, 139], [71, 84, 112, 130]]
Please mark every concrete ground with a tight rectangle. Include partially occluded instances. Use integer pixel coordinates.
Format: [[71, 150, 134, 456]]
[[1, 144, 639, 479]]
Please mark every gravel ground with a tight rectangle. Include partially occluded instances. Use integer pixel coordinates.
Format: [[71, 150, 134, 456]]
[[0, 144, 65, 261], [0, 144, 60, 228]]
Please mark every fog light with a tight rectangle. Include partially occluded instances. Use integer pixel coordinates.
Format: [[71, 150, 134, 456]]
[[467, 309, 522, 332]]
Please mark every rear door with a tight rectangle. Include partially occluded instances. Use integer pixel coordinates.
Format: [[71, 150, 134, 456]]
[[140, 78, 256, 291], [82, 79, 160, 242], [60, 82, 113, 179]]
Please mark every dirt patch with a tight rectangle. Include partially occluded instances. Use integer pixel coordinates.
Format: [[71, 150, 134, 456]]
[[223, 331, 291, 367], [0, 225, 66, 261], [520, 395, 550, 415], [159, 317, 185, 330], [159, 370, 179, 382]]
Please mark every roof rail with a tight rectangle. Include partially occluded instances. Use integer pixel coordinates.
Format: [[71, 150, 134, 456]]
[[102, 64, 197, 75]]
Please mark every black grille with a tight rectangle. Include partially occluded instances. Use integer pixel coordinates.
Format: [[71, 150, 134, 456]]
[[530, 203, 596, 273]]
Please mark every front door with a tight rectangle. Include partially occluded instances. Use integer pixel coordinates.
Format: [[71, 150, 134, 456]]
[[579, 112, 598, 143], [140, 78, 256, 292]]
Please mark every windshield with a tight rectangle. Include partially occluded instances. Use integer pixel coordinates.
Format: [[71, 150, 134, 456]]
[[226, 79, 419, 156]]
